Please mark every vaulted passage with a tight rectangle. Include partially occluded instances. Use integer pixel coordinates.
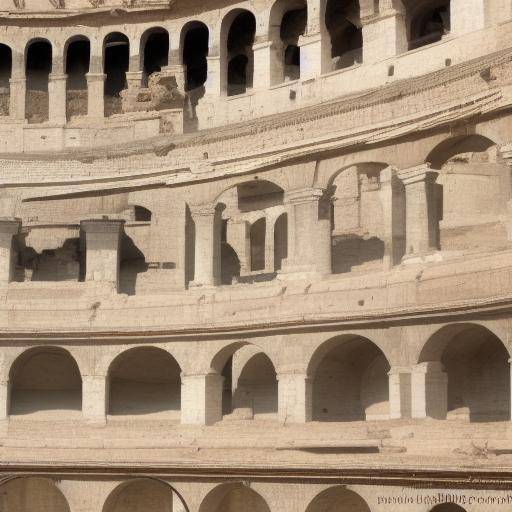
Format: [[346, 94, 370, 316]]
[[199, 483, 271, 512], [142, 28, 169, 86], [326, 0, 362, 70], [103, 479, 187, 512], [409, 0, 451, 50], [183, 22, 209, 92], [419, 324, 510, 422], [26, 40, 52, 123], [0, 478, 71, 512], [108, 347, 181, 419], [306, 487, 371, 512], [279, 2, 307, 81], [0, 43, 11, 115], [65, 38, 90, 119], [311, 336, 390, 422], [104, 32, 129, 116], [10, 347, 82, 417]]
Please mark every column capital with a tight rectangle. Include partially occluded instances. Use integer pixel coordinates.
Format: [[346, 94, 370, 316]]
[[298, 32, 322, 48], [397, 164, 438, 185], [9, 77, 26, 84], [500, 143, 512, 163], [387, 365, 413, 376], [189, 202, 219, 217], [413, 361, 445, 374], [252, 40, 275, 51], [86, 72, 107, 82], [0, 218, 21, 236], [48, 73, 68, 81], [80, 219, 125, 234], [285, 187, 326, 205]]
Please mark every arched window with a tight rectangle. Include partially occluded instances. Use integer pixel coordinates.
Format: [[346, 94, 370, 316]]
[[103, 32, 129, 116], [141, 28, 169, 86], [409, 1, 450, 50], [0, 43, 12, 116], [280, 4, 307, 81], [182, 21, 209, 91], [65, 37, 90, 120], [26, 40, 52, 123]]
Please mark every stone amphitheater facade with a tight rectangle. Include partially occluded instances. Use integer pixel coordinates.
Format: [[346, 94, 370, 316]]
[[1, 0, 512, 511]]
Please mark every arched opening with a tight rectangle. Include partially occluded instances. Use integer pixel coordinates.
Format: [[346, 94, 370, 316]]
[[325, 0, 362, 70], [103, 479, 188, 512], [142, 28, 169, 87], [419, 324, 511, 422], [65, 37, 90, 120], [225, 10, 256, 96], [278, 2, 307, 82], [212, 344, 278, 421], [182, 22, 209, 92], [331, 163, 403, 273], [26, 40, 52, 123], [199, 483, 271, 512], [408, 0, 450, 50], [0, 478, 71, 512], [310, 336, 390, 422], [430, 504, 467, 512], [306, 487, 371, 512], [133, 205, 152, 222], [426, 135, 508, 255], [273, 213, 288, 271], [0, 43, 12, 116], [250, 218, 266, 271], [104, 32, 129, 116], [10, 347, 82, 417], [182, 21, 209, 128], [218, 180, 285, 284], [108, 347, 181, 419]]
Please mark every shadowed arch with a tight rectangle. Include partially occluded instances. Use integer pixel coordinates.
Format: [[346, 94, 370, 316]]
[[306, 486, 371, 512], [199, 483, 270, 512], [103, 478, 189, 512]]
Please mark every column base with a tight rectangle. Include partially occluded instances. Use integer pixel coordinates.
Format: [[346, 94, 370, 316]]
[[402, 251, 443, 265]]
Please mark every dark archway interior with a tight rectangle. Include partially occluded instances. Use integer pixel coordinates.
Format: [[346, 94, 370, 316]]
[[108, 347, 181, 417], [409, 1, 450, 50], [312, 337, 390, 421], [430, 504, 467, 512], [143, 30, 169, 86], [306, 487, 371, 512], [274, 213, 288, 271], [66, 39, 90, 119], [184, 23, 209, 91], [199, 484, 271, 512], [104, 33, 129, 115], [26, 41, 52, 123], [10, 348, 82, 416], [0, 478, 71, 512], [227, 11, 256, 96], [250, 218, 266, 271], [280, 6, 307, 81], [0, 44, 12, 115], [326, 0, 362, 70]]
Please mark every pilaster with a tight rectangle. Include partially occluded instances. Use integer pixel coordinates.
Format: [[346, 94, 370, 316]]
[[86, 73, 106, 118], [451, 0, 486, 36], [0, 218, 21, 290], [181, 372, 224, 426], [48, 73, 68, 124], [82, 374, 108, 425], [9, 77, 26, 121], [411, 361, 448, 419], [253, 40, 280, 88], [277, 371, 312, 424], [388, 366, 412, 419]]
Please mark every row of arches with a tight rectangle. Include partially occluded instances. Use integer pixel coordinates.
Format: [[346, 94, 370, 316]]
[[0, 0, 452, 118], [6, 323, 511, 423], [0, 477, 470, 512]]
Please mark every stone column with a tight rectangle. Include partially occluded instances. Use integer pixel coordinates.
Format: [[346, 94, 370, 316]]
[[125, 71, 143, 90], [397, 164, 439, 262], [253, 41, 279, 89], [0, 218, 21, 290], [80, 219, 125, 295], [48, 73, 68, 124], [86, 73, 106, 118], [227, 218, 251, 275], [9, 77, 26, 121], [411, 361, 448, 419], [189, 204, 222, 288], [82, 374, 108, 424], [299, 0, 329, 78], [282, 188, 331, 278], [277, 372, 312, 423], [205, 55, 222, 97], [181, 372, 224, 426], [451, 0, 486, 36], [362, 9, 408, 64], [264, 214, 275, 273], [0, 380, 10, 423], [388, 366, 412, 419]]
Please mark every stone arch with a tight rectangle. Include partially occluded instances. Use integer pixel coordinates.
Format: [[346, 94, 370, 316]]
[[308, 335, 391, 421], [107, 346, 182, 419], [25, 38, 52, 123], [325, 0, 362, 71], [9, 346, 82, 417], [103, 32, 129, 116], [429, 504, 467, 512], [209, 342, 279, 420], [418, 323, 511, 422], [180, 20, 210, 94], [0, 42, 12, 116], [220, 8, 257, 96], [198, 483, 271, 512], [103, 478, 189, 512], [64, 35, 90, 120], [407, 0, 451, 50], [140, 27, 169, 87], [306, 486, 371, 512], [425, 135, 508, 255], [269, 0, 307, 84], [0, 477, 71, 512]]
